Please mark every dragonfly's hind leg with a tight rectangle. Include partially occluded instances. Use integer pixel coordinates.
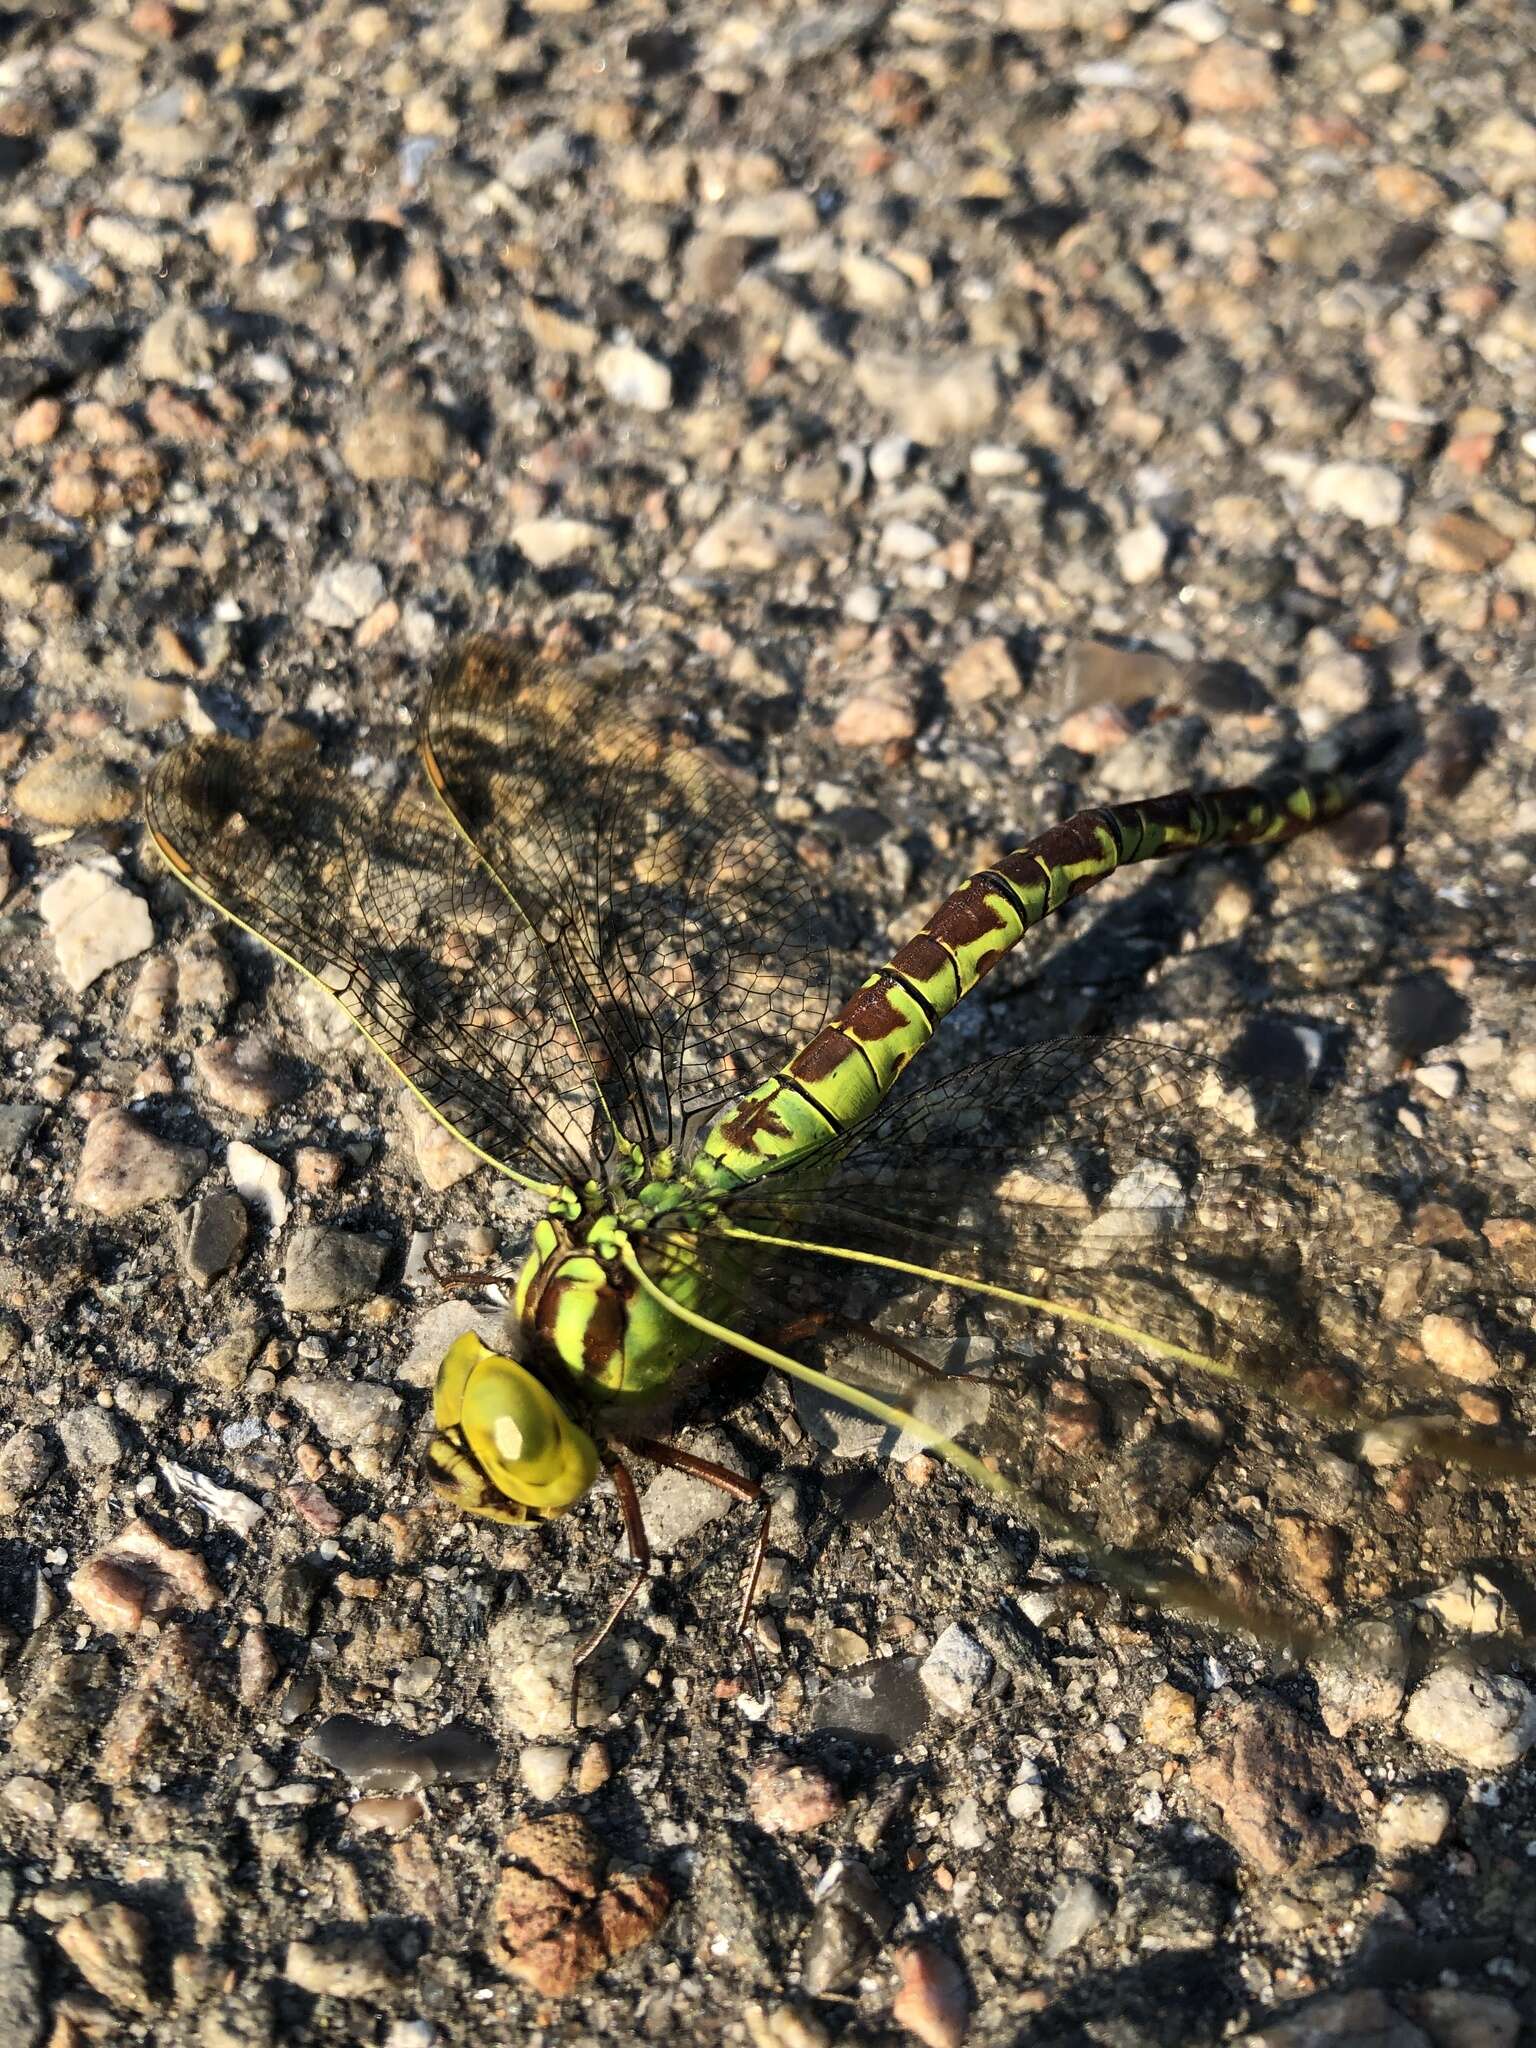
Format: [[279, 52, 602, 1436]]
[[571, 1451, 650, 1727], [631, 1436, 773, 1700], [776, 1309, 979, 1385]]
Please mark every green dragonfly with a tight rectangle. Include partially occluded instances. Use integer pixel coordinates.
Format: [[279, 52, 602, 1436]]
[[145, 636, 1533, 1685]]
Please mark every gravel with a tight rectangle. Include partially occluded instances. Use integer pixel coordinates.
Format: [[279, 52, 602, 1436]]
[[2, 1, 1535, 2043]]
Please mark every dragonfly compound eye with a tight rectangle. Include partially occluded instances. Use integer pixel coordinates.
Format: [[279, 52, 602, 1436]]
[[425, 1331, 598, 1520]]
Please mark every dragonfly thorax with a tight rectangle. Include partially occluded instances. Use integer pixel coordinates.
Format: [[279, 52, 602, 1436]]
[[510, 1195, 718, 1403]]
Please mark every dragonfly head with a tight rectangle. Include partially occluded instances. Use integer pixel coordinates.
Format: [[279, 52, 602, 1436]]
[[423, 1331, 599, 1524]]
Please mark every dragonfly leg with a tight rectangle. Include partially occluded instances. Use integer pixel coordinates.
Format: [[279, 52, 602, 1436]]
[[571, 1452, 650, 1727], [631, 1436, 772, 1700], [423, 1251, 521, 1296], [774, 1309, 973, 1385]]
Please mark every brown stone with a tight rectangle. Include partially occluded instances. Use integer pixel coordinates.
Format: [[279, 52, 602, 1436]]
[[1372, 164, 1444, 218], [1407, 512, 1513, 575], [70, 1521, 221, 1635], [1140, 1681, 1198, 1756], [491, 1814, 669, 1995], [746, 1757, 846, 1836], [1185, 43, 1276, 115], [1188, 1694, 1366, 1877], [891, 1941, 969, 2048], [55, 1902, 154, 2013], [1044, 1379, 1103, 1454], [1276, 1514, 1345, 1604], [942, 635, 1024, 707]]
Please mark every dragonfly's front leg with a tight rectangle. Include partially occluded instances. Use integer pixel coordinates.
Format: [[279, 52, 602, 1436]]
[[571, 1451, 650, 1727], [630, 1436, 773, 1700]]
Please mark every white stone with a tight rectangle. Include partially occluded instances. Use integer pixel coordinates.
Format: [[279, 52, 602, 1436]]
[[227, 1140, 291, 1229], [1158, 0, 1227, 40], [868, 433, 912, 482], [1305, 461, 1406, 529], [511, 517, 607, 568], [306, 559, 386, 628], [1499, 540, 1536, 595], [1006, 1758, 1046, 1823], [1419, 1571, 1514, 1637], [518, 1742, 574, 1801], [690, 498, 839, 574], [1043, 1876, 1106, 1958], [1403, 1659, 1536, 1769], [878, 518, 939, 562], [970, 444, 1029, 477], [39, 860, 154, 994], [1116, 519, 1169, 585], [1376, 1787, 1451, 1858], [1446, 194, 1507, 243], [919, 1622, 993, 1716], [1298, 649, 1372, 716], [594, 342, 672, 412]]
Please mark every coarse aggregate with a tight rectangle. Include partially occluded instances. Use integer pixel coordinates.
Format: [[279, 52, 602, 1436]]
[[1, 2, 1536, 2045]]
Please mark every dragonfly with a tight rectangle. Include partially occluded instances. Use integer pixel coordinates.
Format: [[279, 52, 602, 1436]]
[[145, 635, 1534, 1701]]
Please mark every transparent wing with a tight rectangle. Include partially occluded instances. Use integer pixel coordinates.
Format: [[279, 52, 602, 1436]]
[[420, 636, 834, 1161], [146, 732, 601, 1190], [680, 1038, 1536, 1629]]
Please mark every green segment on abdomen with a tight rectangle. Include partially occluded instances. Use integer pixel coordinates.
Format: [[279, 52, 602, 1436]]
[[694, 771, 1351, 1186]]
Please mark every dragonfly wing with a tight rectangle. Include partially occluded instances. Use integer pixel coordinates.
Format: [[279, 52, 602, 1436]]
[[713, 1035, 1529, 1388], [633, 1210, 1327, 1655], [699, 1038, 1536, 1571], [146, 732, 604, 1190], [419, 636, 834, 1160]]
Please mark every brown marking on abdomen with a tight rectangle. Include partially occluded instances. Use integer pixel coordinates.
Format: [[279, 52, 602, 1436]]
[[717, 1093, 796, 1149], [789, 1029, 868, 1084], [923, 878, 1017, 951], [831, 977, 916, 1043]]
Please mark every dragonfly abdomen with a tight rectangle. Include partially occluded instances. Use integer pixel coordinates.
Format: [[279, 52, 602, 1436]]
[[696, 770, 1352, 1184]]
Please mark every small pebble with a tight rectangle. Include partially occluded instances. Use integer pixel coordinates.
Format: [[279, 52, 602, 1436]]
[[70, 1519, 220, 1634], [942, 635, 1024, 706], [919, 1624, 993, 1716], [747, 1756, 846, 1836], [1403, 1659, 1536, 1769], [341, 393, 452, 484], [1375, 1787, 1451, 1859], [194, 1036, 301, 1117], [1305, 461, 1406, 529], [39, 861, 154, 994], [306, 559, 387, 629], [1043, 1876, 1107, 1959], [512, 517, 607, 568], [1420, 1313, 1498, 1383], [280, 1228, 391, 1314], [285, 1930, 399, 1999], [891, 1941, 969, 2048], [227, 1140, 291, 1228], [73, 1108, 206, 1218], [55, 1903, 155, 2013], [1116, 520, 1169, 585], [595, 342, 672, 412], [491, 1814, 669, 1996], [853, 350, 1000, 444], [519, 1742, 575, 1801]]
